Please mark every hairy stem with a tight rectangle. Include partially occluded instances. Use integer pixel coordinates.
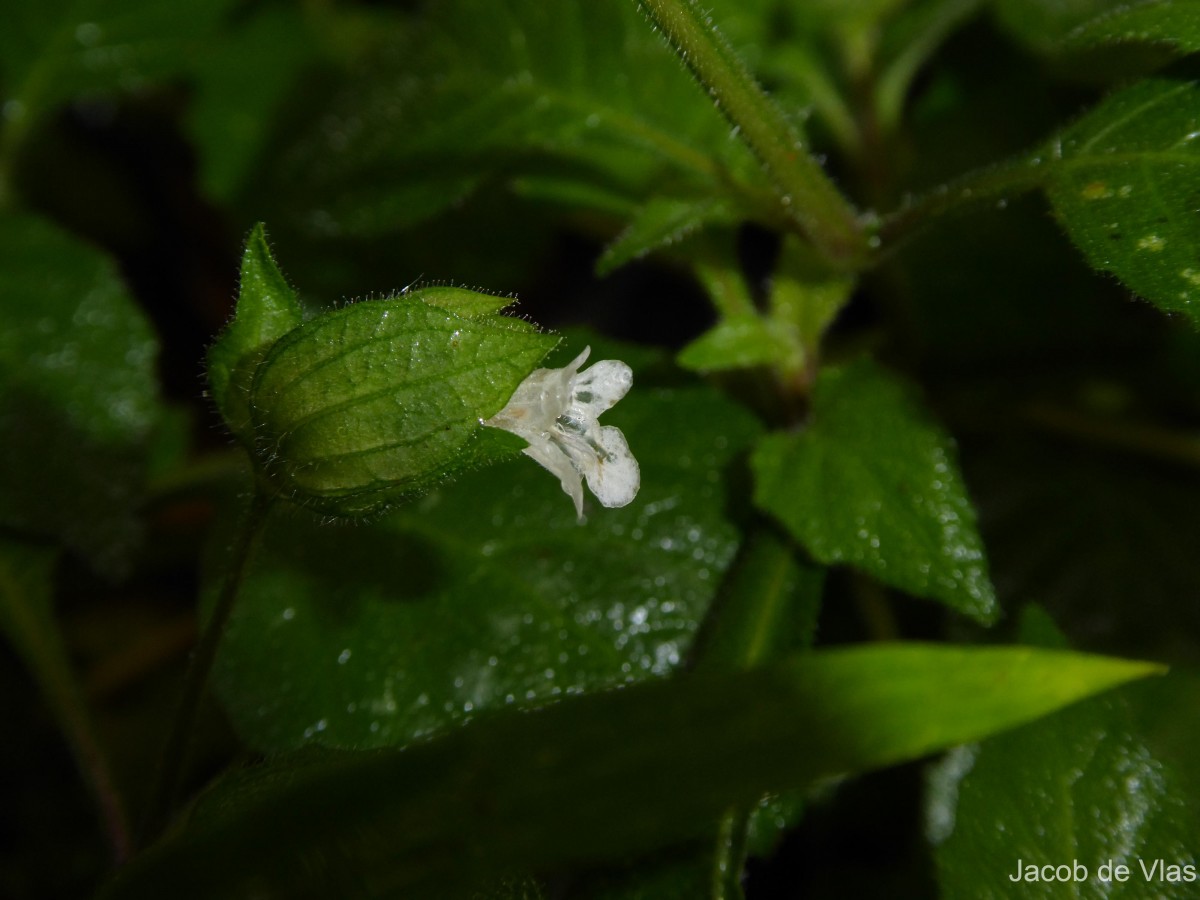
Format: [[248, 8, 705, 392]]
[[634, 0, 867, 266], [141, 490, 273, 844], [689, 526, 823, 897], [877, 156, 1048, 252]]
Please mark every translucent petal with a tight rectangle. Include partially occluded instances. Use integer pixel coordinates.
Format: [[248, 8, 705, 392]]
[[584, 425, 640, 509], [484, 347, 589, 438], [482, 344, 639, 520], [569, 358, 633, 420], [522, 440, 585, 519]]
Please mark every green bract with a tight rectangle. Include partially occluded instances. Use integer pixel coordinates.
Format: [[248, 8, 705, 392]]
[[208, 227, 558, 516], [248, 293, 557, 516]]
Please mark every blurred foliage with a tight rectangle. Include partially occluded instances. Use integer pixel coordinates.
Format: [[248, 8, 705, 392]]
[[2, 0, 1200, 898]]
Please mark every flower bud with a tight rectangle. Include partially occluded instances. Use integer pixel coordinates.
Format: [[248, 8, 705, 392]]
[[247, 289, 557, 516]]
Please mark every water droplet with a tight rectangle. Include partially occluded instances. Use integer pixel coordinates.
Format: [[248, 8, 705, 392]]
[[337, 648, 352, 665]]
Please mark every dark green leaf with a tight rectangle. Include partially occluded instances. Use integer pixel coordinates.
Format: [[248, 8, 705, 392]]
[[991, 0, 1126, 52], [676, 315, 800, 373], [107, 645, 1159, 899], [964, 428, 1200, 663], [246, 290, 556, 517], [751, 358, 997, 623], [1067, 0, 1200, 53], [267, 0, 766, 238], [1044, 78, 1200, 325], [186, 7, 316, 203], [0, 211, 161, 574], [595, 197, 735, 276], [689, 528, 825, 672], [213, 372, 761, 751], [0, 0, 238, 147], [930, 673, 1200, 898], [206, 223, 304, 441]]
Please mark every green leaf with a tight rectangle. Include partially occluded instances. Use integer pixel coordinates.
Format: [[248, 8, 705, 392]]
[[751, 358, 997, 624], [106, 645, 1159, 899], [0, 0, 238, 153], [689, 528, 825, 671], [212, 373, 762, 751], [1043, 78, 1200, 326], [930, 673, 1200, 898], [186, 7, 316, 203], [676, 315, 800, 373], [964, 428, 1200, 662], [768, 237, 856, 357], [265, 0, 766, 239], [1066, 0, 1200, 53], [991, 0, 1127, 53], [206, 224, 304, 441], [0, 211, 161, 574], [246, 291, 557, 517], [595, 197, 735, 276]]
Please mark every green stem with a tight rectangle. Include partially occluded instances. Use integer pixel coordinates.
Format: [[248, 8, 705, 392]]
[[0, 544, 132, 862], [688, 526, 824, 897], [711, 807, 751, 900], [634, 0, 867, 266], [877, 155, 1048, 252], [1024, 403, 1200, 469], [141, 490, 273, 844]]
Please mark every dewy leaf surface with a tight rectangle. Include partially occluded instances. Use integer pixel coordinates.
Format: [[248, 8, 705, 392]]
[[931, 675, 1200, 899], [214, 371, 762, 751], [111, 645, 1159, 899], [0, 211, 161, 574], [1044, 78, 1200, 326], [751, 358, 996, 623]]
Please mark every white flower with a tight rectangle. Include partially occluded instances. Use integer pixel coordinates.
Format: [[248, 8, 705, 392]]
[[484, 346, 639, 519]]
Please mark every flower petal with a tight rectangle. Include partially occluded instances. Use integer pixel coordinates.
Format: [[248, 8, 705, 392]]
[[583, 425, 640, 509], [484, 346, 589, 438], [569, 358, 633, 420], [522, 440, 585, 519]]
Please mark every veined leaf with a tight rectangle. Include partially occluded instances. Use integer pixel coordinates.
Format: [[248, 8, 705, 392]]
[[106, 645, 1159, 899], [267, 0, 767, 239], [931, 673, 1200, 899], [213, 360, 762, 751], [1043, 78, 1200, 327], [751, 358, 997, 623]]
